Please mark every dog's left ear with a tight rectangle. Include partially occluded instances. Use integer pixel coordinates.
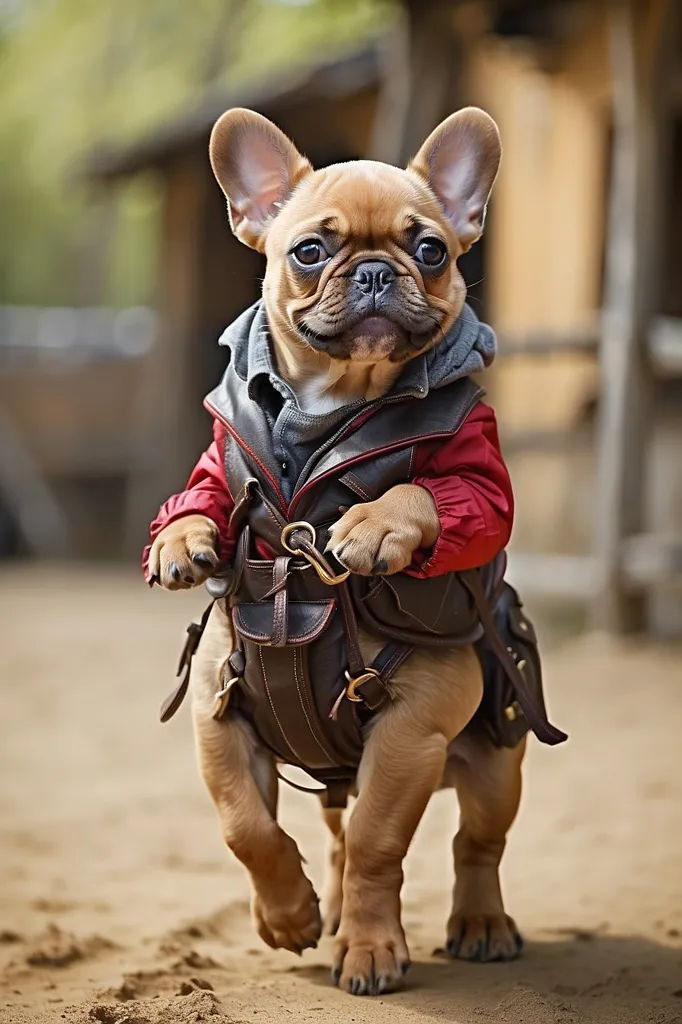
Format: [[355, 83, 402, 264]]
[[209, 108, 312, 250], [410, 107, 501, 251]]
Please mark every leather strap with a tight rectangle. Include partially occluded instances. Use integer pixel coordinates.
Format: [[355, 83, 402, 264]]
[[460, 570, 567, 746], [160, 601, 214, 723], [337, 580, 366, 677], [270, 557, 290, 647]]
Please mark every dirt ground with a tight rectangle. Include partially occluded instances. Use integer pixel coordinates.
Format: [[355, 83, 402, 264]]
[[1, 564, 681, 1024]]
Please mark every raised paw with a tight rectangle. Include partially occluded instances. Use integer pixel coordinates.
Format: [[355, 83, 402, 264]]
[[148, 514, 219, 590], [326, 484, 439, 577], [333, 928, 410, 996], [253, 875, 322, 955], [446, 912, 523, 963]]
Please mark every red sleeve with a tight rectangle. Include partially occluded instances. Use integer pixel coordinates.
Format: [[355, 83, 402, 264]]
[[406, 401, 513, 577], [142, 420, 236, 580]]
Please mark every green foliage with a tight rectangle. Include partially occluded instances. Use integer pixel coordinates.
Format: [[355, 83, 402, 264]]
[[0, 0, 395, 306]]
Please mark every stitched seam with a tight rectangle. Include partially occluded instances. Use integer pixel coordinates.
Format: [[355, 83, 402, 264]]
[[407, 445, 415, 480], [293, 647, 339, 765], [342, 473, 373, 501], [258, 647, 306, 762]]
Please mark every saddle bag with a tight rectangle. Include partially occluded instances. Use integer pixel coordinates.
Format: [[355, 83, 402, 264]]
[[474, 582, 546, 748]]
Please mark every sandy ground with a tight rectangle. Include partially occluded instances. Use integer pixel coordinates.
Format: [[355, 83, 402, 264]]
[[1, 564, 681, 1024]]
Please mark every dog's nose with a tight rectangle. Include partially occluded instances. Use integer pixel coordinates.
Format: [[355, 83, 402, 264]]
[[353, 261, 396, 297]]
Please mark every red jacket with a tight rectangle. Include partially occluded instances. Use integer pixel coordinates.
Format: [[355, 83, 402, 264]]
[[144, 401, 513, 581]]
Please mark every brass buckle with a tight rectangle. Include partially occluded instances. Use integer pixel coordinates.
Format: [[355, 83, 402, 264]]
[[211, 675, 239, 721], [281, 521, 350, 586], [344, 667, 381, 703]]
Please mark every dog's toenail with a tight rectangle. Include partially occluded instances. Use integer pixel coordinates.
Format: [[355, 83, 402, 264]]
[[446, 938, 461, 959], [372, 558, 388, 574], [171, 562, 181, 582], [193, 553, 213, 568], [331, 966, 341, 985], [350, 978, 362, 996], [400, 959, 411, 976], [470, 939, 485, 961]]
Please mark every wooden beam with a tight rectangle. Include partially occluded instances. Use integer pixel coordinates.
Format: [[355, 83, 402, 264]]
[[622, 533, 682, 586], [591, 0, 669, 632], [506, 552, 596, 600], [369, 0, 462, 165], [495, 325, 599, 359], [501, 427, 588, 456], [0, 408, 70, 558], [123, 154, 210, 556], [648, 316, 682, 376]]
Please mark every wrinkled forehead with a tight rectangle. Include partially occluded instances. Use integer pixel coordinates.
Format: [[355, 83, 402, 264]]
[[270, 161, 446, 243]]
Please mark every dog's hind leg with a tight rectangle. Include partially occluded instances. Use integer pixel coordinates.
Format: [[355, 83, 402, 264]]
[[445, 731, 526, 962], [333, 644, 483, 996], [320, 805, 346, 936], [190, 603, 321, 954]]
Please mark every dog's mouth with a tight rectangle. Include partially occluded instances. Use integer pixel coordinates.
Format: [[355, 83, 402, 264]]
[[297, 315, 436, 362]]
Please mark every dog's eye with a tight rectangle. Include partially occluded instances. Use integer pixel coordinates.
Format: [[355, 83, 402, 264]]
[[292, 240, 328, 266], [415, 238, 447, 267]]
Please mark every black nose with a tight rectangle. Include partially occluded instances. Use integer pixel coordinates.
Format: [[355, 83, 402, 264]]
[[353, 260, 396, 297]]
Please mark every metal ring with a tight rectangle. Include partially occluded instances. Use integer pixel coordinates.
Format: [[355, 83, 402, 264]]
[[281, 521, 316, 555]]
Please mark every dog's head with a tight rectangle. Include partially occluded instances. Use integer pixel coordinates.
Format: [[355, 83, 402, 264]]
[[209, 107, 500, 372]]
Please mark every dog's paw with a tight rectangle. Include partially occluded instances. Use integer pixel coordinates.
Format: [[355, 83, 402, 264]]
[[327, 485, 439, 577], [332, 925, 411, 996], [148, 515, 219, 590], [446, 912, 523, 962], [252, 876, 322, 955]]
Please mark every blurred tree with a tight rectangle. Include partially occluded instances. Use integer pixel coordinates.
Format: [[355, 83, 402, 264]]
[[0, 0, 394, 307]]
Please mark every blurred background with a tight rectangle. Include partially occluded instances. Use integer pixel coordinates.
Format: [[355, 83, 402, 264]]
[[0, 0, 681, 637], [2, 6, 682, 1022]]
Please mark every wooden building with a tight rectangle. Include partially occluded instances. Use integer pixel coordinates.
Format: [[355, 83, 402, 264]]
[[76, 0, 682, 633]]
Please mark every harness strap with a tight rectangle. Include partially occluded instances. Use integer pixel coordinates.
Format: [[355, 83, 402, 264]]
[[159, 601, 214, 723], [460, 570, 567, 746]]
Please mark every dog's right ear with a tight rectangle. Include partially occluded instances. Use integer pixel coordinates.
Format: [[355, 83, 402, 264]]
[[209, 108, 311, 251]]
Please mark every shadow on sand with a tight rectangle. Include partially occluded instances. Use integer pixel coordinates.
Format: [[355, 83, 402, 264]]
[[292, 931, 682, 1023]]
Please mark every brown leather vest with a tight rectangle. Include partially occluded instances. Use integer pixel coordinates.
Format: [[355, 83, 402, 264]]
[[202, 369, 519, 781]]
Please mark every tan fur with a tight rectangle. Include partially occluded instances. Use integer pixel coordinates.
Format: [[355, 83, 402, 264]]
[[150, 107, 523, 997], [148, 514, 218, 590]]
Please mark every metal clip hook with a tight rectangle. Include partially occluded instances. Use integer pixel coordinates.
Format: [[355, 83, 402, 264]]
[[281, 521, 350, 586]]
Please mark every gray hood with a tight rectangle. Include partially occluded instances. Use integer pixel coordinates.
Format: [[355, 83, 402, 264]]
[[218, 299, 496, 400]]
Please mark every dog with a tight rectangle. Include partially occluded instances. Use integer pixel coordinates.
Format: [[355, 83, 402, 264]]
[[146, 106, 529, 998]]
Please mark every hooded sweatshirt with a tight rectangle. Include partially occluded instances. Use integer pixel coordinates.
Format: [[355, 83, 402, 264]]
[[143, 302, 512, 580]]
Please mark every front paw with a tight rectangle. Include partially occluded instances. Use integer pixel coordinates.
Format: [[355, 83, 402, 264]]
[[148, 515, 219, 590], [326, 506, 419, 577], [333, 923, 410, 996], [253, 875, 322, 954]]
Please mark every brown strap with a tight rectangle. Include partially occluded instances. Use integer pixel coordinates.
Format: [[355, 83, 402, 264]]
[[460, 570, 567, 746], [160, 602, 215, 723], [270, 557, 290, 647], [336, 580, 366, 677], [276, 769, 351, 809], [363, 642, 415, 709]]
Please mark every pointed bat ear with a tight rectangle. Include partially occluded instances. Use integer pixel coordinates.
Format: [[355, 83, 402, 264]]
[[410, 107, 501, 251], [209, 108, 312, 251]]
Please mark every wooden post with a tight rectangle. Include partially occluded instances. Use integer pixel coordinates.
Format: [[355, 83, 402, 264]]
[[123, 154, 209, 556], [591, 0, 668, 632], [369, 0, 463, 166]]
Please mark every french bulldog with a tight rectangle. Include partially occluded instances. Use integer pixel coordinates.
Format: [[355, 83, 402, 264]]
[[147, 107, 526, 998]]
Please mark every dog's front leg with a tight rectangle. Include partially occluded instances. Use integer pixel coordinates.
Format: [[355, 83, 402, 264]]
[[191, 604, 321, 953], [333, 644, 483, 995]]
